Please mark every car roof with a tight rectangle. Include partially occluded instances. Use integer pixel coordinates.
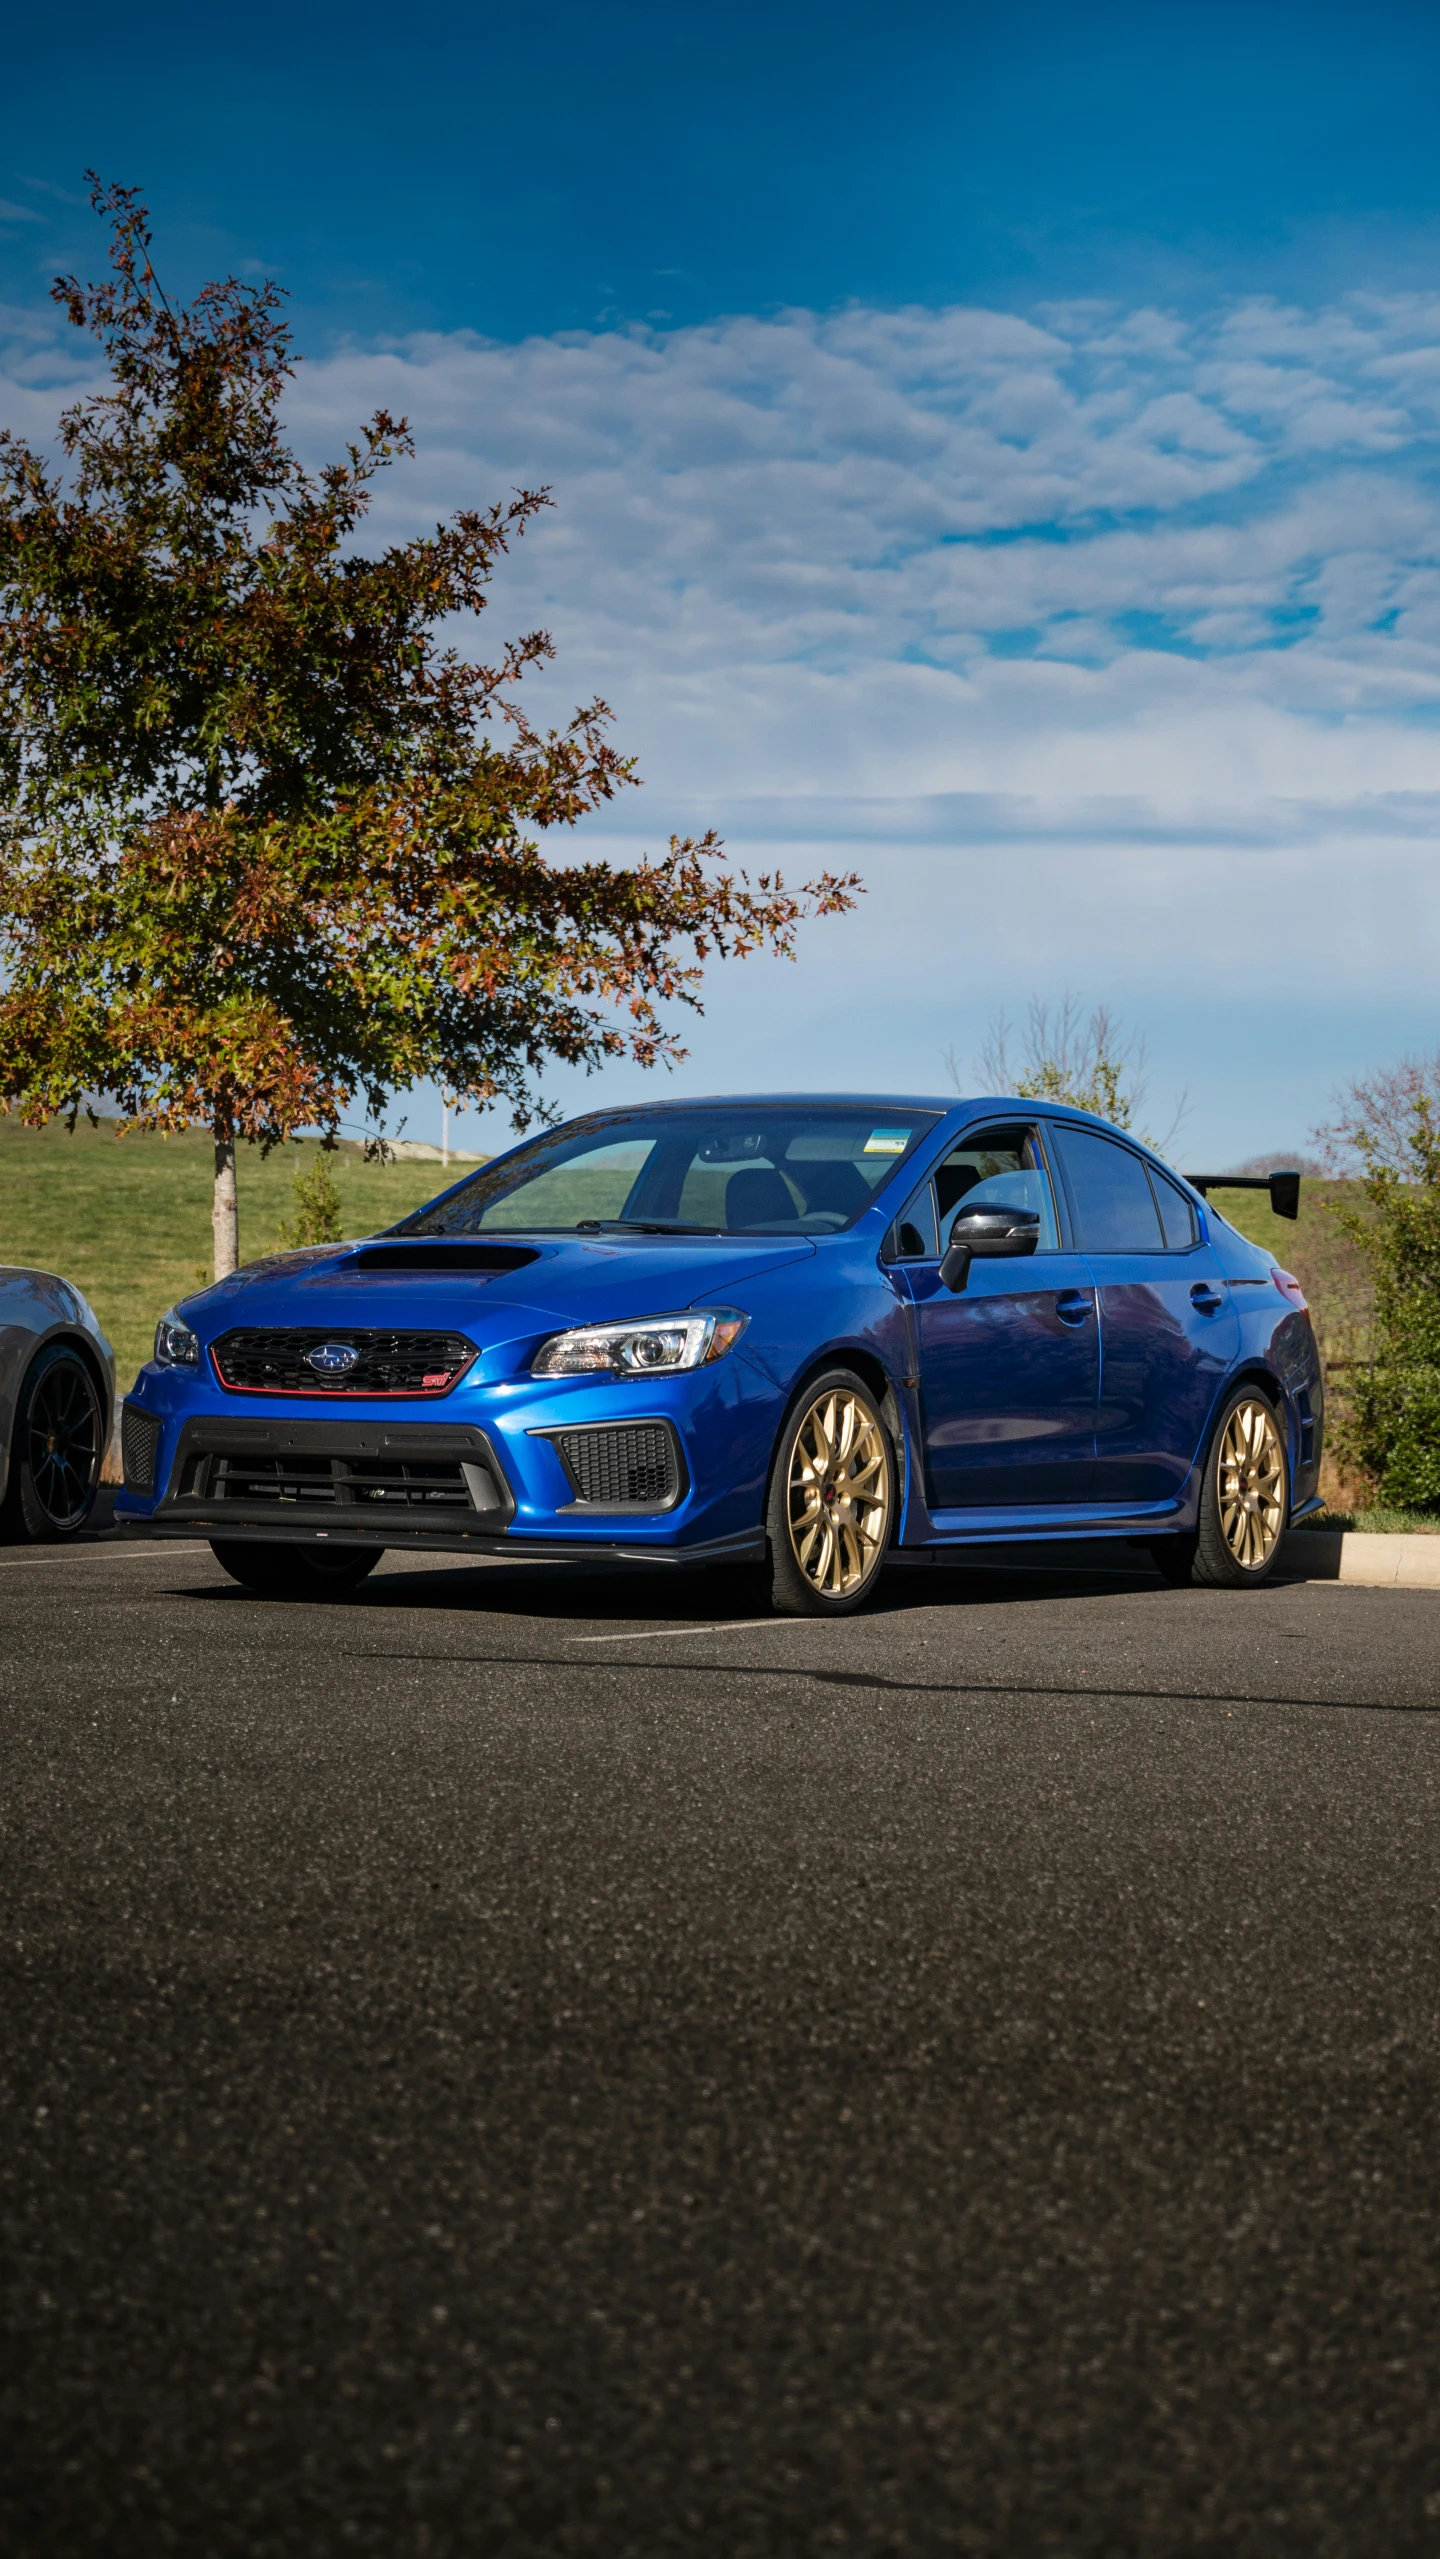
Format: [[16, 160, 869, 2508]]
[[563, 1092, 1142, 1140]]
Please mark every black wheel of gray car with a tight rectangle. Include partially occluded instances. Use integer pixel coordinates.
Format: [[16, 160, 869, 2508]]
[[209, 1541, 383, 1598], [765, 1368, 895, 1617], [0, 1343, 103, 1543], [1151, 1384, 1289, 1591]]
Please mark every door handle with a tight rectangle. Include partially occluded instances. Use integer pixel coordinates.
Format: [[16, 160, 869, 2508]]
[[1190, 1282, 1224, 1315], [1055, 1290, 1090, 1326]]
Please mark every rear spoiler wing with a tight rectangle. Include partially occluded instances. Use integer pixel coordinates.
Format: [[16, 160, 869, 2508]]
[[1183, 1170, 1301, 1222]]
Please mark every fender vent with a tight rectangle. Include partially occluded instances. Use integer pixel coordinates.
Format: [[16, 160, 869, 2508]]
[[1297, 1387, 1315, 1466], [546, 1422, 683, 1511], [121, 1402, 161, 1494]]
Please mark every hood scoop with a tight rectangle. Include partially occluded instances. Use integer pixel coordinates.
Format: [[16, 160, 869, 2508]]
[[346, 1242, 541, 1275]]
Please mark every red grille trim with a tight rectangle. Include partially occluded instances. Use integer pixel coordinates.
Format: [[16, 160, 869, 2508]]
[[210, 1328, 478, 1398]]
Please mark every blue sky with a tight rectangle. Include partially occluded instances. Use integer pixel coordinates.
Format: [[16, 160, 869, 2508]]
[[5, 0, 1440, 1163]]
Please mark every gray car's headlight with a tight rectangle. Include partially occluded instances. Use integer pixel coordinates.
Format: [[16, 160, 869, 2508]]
[[532, 1309, 747, 1378], [154, 1308, 201, 1368]]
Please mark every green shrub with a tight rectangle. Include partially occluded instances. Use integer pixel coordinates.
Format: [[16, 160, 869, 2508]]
[[278, 1149, 345, 1247]]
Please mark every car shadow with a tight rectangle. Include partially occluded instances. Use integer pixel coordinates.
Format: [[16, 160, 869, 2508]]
[[177, 1537, 1196, 1625]]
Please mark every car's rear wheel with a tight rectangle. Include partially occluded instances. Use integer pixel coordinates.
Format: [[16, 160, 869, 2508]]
[[1150, 1385, 1289, 1590], [209, 1541, 383, 1598], [766, 1368, 895, 1617], [0, 1344, 104, 1543]]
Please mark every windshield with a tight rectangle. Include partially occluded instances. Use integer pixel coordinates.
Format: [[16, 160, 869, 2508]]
[[396, 1108, 938, 1238]]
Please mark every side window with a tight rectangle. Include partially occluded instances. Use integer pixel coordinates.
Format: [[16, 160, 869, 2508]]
[[1148, 1165, 1198, 1250], [890, 1181, 939, 1259], [1052, 1126, 1163, 1251], [934, 1125, 1060, 1252]]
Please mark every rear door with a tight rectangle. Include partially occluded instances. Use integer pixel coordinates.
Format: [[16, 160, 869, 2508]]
[[1048, 1124, 1239, 1503], [897, 1121, 1099, 1509]]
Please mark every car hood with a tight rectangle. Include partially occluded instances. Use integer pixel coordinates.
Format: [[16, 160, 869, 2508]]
[[179, 1233, 818, 1359]]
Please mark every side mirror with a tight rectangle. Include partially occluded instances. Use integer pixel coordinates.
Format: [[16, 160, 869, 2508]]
[[939, 1206, 1041, 1292]]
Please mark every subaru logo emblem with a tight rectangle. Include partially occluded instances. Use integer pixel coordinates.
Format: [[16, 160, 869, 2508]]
[[307, 1341, 359, 1377]]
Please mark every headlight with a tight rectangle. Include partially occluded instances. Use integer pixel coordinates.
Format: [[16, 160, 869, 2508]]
[[532, 1308, 747, 1378], [154, 1308, 200, 1368]]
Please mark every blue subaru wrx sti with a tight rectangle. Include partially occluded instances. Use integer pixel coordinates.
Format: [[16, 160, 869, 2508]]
[[117, 1095, 1324, 1613]]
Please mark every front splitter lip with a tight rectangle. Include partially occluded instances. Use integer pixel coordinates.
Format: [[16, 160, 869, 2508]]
[[120, 1510, 768, 1568]]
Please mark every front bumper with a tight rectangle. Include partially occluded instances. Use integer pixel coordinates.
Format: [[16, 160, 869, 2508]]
[[115, 1359, 776, 1564]]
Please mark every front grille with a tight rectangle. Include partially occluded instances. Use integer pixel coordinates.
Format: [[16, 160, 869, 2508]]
[[159, 1417, 513, 1524], [212, 1328, 477, 1397], [549, 1422, 682, 1510], [121, 1402, 161, 1493]]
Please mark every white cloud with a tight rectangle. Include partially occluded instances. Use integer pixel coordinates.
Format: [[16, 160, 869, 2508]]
[[6, 285, 1440, 1153], [252, 292, 1440, 822]]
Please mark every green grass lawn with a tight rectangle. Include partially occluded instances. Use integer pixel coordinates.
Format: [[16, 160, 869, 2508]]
[[1294, 1507, 1440, 1534], [0, 1115, 460, 1391]]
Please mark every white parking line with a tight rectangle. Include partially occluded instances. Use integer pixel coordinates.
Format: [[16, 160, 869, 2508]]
[[0, 1542, 211, 1568], [574, 1619, 780, 1643]]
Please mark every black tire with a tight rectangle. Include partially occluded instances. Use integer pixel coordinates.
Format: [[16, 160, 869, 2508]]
[[765, 1367, 896, 1617], [0, 1343, 104, 1543], [1154, 1384, 1290, 1591], [209, 1540, 383, 1598]]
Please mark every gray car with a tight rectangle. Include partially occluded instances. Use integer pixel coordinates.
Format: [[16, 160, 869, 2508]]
[[0, 1268, 116, 1541]]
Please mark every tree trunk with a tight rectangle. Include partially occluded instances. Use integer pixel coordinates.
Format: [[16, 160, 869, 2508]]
[[213, 1131, 239, 1279]]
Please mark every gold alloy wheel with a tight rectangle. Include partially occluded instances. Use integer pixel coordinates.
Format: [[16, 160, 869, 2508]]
[[1217, 1396, 1286, 1569], [786, 1386, 891, 1598]]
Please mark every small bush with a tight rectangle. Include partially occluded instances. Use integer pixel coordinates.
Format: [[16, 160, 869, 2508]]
[[278, 1148, 344, 1247]]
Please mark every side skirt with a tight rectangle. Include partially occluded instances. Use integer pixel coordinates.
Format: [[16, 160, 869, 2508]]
[[909, 1496, 1196, 1549]]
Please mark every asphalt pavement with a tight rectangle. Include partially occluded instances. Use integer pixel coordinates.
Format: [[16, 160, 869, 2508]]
[[5, 1528, 1440, 2558]]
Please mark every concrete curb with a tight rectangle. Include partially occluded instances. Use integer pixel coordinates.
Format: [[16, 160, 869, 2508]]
[[1281, 1529, 1440, 1588]]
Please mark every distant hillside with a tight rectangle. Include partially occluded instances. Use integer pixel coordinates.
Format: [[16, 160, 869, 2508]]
[[1219, 1152, 1328, 1179]]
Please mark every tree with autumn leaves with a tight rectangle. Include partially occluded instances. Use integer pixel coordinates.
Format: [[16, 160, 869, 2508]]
[[0, 182, 857, 1275]]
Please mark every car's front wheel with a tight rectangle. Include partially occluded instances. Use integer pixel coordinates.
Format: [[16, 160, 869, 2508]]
[[1150, 1384, 1289, 1590], [766, 1368, 895, 1617], [0, 1344, 104, 1543], [209, 1541, 383, 1598]]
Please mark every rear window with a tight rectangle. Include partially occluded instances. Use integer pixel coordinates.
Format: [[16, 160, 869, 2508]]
[[1149, 1165, 1198, 1250]]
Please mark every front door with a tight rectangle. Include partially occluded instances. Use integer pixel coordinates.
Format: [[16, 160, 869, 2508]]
[[1048, 1123, 1240, 1503], [899, 1123, 1099, 1509]]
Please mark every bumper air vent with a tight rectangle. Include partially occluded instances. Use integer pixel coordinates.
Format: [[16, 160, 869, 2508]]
[[121, 1402, 161, 1494], [212, 1329, 477, 1397], [158, 1417, 513, 1523], [543, 1421, 685, 1512]]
